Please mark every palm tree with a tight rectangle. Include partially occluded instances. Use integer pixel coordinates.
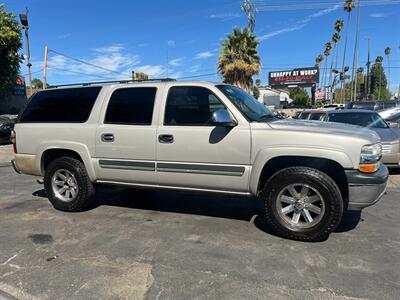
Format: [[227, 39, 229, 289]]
[[315, 54, 324, 87], [217, 27, 261, 93], [334, 19, 344, 68], [340, 0, 355, 101], [323, 42, 332, 87], [375, 56, 384, 100], [384, 47, 391, 90], [329, 33, 341, 87]]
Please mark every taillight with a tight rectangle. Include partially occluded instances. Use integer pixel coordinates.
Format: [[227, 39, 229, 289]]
[[11, 130, 17, 153]]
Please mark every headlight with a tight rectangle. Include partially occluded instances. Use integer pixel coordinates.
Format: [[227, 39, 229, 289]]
[[359, 143, 382, 173]]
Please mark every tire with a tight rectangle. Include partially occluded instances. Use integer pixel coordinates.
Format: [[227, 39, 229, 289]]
[[44, 157, 95, 212], [261, 167, 343, 242]]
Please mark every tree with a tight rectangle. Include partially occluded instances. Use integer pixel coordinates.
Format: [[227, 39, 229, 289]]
[[323, 42, 332, 87], [333, 19, 344, 68], [329, 32, 341, 87], [217, 27, 261, 93], [289, 87, 310, 107], [340, 1, 355, 82], [0, 4, 23, 94], [370, 56, 391, 100], [133, 72, 149, 80], [253, 85, 260, 99], [31, 78, 43, 89], [384, 47, 391, 90], [315, 54, 324, 87]]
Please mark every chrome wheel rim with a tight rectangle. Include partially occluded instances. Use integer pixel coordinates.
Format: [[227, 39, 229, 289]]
[[276, 183, 325, 229], [51, 169, 79, 202]]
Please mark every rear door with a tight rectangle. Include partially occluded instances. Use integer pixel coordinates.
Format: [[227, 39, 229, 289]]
[[94, 85, 160, 184]]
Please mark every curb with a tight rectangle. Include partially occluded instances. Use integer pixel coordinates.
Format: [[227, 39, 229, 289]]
[[0, 162, 11, 168]]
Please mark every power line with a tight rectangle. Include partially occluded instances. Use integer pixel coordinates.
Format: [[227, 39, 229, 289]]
[[177, 73, 218, 80], [47, 48, 130, 77], [47, 66, 116, 80], [254, 0, 400, 11]]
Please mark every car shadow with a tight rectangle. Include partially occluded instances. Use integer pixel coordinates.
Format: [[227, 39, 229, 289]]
[[33, 185, 362, 236]]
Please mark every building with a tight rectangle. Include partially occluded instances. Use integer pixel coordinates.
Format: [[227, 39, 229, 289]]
[[257, 86, 291, 108]]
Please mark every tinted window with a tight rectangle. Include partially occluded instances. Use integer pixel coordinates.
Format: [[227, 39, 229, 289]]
[[164, 86, 225, 126], [299, 112, 310, 119], [19, 87, 101, 123], [105, 88, 157, 125], [309, 113, 324, 120], [327, 112, 388, 128], [353, 102, 376, 111]]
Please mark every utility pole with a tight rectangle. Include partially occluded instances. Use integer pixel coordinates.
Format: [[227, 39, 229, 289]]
[[351, 0, 361, 102], [43, 46, 48, 89], [365, 38, 371, 100], [166, 47, 169, 78], [19, 8, 32, 96]]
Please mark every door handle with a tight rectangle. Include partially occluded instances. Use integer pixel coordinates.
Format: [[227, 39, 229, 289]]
[[158, 134, 174, 144], [101, 133, 114, 142]]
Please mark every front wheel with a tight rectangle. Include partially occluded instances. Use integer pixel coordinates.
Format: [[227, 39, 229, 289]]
[[261, 167, 343, 242], [44, 157, 95, 212]]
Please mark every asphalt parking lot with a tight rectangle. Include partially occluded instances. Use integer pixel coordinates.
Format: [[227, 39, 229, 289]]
[[0, 146, 399, 299]]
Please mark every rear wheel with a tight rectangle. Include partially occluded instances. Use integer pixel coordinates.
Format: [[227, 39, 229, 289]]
[[44, 157, 95, 211], [261, 167, 343, 242]]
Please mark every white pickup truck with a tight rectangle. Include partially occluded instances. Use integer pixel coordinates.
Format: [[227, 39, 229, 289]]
[[12, 80, 389, 241]]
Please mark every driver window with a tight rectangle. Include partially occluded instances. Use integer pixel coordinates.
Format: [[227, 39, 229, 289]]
[[164, 86, 225, 126]]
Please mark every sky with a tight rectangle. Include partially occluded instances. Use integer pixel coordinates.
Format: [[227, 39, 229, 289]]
[[3, 0, 400, 93]]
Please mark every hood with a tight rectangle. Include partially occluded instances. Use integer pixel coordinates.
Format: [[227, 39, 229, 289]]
[[268, 119, 380, 143], [371, 127, 400, 143]]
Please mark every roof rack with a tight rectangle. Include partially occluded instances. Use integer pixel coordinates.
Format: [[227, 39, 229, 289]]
[[48, 78, 177, 89]]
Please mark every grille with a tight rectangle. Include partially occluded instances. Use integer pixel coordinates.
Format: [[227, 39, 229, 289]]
[[382, 143, 393, 154]]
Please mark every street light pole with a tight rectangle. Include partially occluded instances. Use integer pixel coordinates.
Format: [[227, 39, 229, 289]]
[[351, 0, 361, 102], [19, 9, 32, 96], [365, 37, 371, 100]]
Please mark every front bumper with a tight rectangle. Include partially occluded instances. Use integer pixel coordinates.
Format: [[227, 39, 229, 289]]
[[346, 165, 389, 211]]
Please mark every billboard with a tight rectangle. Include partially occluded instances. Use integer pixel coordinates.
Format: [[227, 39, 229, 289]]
[[13, 76, 26, 96], [269, 67, 319, 88]]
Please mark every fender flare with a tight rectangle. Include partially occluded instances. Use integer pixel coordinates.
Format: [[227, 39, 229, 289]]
[[249, 147, 354, 195], [37, 141, 96, 181]]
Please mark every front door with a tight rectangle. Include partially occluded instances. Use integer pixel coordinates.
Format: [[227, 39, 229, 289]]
[[95, 86, 159, 184], [156, 85, 251, 193]]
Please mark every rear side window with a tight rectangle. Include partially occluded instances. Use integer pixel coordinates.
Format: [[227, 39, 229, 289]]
[[19, 87, 101, 123], [164, 86, 225, 126], [105, 87, 157, 125]]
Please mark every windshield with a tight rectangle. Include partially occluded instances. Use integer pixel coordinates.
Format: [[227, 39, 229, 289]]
[[327, 112, 388, 128], [216, 85, 274, 122]]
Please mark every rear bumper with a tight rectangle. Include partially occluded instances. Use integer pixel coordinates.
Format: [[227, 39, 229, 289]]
[[346, 165, 389, 211], [11, 159, 21, 174], [11, 154, 40, 176]]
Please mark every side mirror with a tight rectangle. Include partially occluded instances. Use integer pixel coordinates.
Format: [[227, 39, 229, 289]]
[[212, 109, 237, 127]]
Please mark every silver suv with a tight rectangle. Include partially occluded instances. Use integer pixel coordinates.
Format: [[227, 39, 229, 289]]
[[12, 80, 389, 241]]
